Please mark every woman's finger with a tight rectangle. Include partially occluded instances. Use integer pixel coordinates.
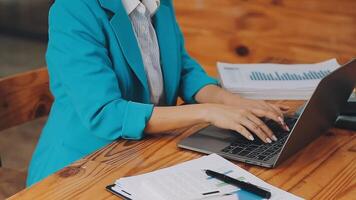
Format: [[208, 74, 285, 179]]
[[246, 113, 277, 141], [278, 105, 290, 111], [238, 117, 272, 143], [261, 101, 282, 117], [251, 108, 289, 131], [233, 124, 255, 141], [256, 101, 283, 119], [251, 109, 280, 123], [269, 104, 284, 117]]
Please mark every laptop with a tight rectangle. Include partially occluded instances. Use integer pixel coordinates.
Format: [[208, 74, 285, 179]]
[[178, 59, 356, 168]]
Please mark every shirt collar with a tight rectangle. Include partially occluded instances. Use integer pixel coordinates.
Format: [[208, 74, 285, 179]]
[[121, 0, 160, 16]]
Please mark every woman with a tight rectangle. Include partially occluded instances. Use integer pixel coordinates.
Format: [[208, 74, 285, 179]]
[[27, 0, 289, 186]]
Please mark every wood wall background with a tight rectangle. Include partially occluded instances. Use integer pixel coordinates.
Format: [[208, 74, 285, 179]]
[[174, 0, 356, 76]]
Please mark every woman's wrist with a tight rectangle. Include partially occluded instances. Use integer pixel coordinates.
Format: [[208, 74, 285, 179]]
[[145, 104, 212, 134], [195, 84, 241, 105], [218, 88, 243, 106], [194, 103, 213, 123]]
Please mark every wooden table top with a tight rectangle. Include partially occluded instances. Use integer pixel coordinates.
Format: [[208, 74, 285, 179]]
[[9, 0, 356, 199], [9, 101, 356, 200]]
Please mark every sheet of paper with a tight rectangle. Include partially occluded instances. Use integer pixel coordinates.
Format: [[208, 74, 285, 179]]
[[112, 154, 303, 200], [217, 59, 340, 100], [115, 155, 237, 200]]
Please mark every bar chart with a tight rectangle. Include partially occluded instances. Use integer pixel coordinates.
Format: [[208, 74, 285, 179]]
[[249, 70, 332, 81]]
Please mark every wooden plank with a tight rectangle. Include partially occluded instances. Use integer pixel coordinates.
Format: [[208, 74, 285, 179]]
[[0, 68, 53, 132]]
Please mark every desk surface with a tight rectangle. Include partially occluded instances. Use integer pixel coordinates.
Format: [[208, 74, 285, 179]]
[[9, 101, 356, 199]]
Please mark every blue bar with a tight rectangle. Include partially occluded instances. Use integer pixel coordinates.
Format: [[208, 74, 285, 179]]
[[305, 72, 310, 79], [254, 72, 259, 80], [320, 71, 325, 78], [292, 74, 297, 80], [268, 74, 274, 80], [317, 71, 322, 79], [319, 71, 325, 77], [262, 73, 267, 81], [266, 73, 270, 80], [251, 72, 256, 80], [311, 71, 318, 79], [272, 74, 276, 80], [286, 73, 292, 80], [275, 72, 281, 80], [282, 74, 287, 80], [315, 71, 320, 78], [321, 70, 329, 77], [317, 71, 323, 78]]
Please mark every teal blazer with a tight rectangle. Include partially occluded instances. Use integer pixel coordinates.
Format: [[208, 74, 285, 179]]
[[26, 0, 217, 186]]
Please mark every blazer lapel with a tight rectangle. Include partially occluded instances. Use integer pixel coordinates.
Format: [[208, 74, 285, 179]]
[[98, 0, 149, 93], [153, 4, 179, 105]]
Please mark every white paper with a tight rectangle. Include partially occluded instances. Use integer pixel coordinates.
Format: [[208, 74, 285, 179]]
[[217, 59, 340, 100], [111, 154, 303, 200]]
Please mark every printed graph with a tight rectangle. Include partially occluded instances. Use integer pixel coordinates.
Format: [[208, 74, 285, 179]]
[[249, 70, 332, 81]]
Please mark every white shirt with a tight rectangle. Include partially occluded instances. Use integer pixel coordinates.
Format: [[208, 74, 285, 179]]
[[122, 0, 160, 16], [121, 0, 164, 105]]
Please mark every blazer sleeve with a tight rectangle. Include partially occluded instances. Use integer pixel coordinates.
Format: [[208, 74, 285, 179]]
[[46, 0, 154, 140], [173, 14, 219, 103]]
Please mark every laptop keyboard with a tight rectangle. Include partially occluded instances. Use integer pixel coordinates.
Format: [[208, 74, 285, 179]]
[[221, 117, 297, 161]]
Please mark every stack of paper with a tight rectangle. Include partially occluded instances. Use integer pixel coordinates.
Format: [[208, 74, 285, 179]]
[[217, 59, 340, 100], [108, 154, 303, 200]]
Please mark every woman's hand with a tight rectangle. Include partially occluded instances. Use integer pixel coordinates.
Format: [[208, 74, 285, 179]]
[[195, 85, 291, 143], [221, 95, 290, 118], [196, 85, 290, 117], [201, 103, 287, 143]]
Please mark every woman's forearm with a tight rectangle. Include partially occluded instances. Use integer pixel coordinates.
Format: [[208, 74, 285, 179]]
[[145, 85, 240, 134], [144, 104, 208, 134]]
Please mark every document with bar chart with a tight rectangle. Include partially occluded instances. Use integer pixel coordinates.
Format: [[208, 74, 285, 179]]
[[217, 59, 340, 100]]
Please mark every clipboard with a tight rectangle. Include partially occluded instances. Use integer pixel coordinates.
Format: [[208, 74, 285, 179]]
[[106, 184, 132, 200]]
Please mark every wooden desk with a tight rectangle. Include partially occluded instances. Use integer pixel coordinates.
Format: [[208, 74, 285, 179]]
[[9, 101, 356, 199]]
